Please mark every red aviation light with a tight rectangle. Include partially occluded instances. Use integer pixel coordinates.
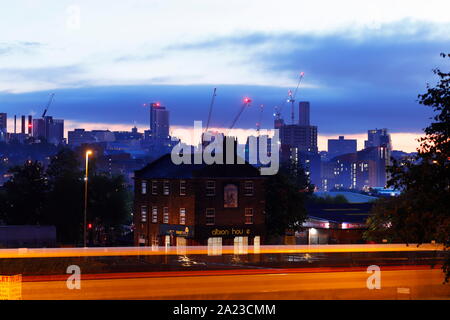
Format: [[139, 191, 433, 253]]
[[300, 71, 305, 76], [243, 97, 252, 104]]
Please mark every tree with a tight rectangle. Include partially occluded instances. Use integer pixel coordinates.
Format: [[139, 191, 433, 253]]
[[364, 53, 450, 281], [0, 148, 132, 246], [45, 149, 84, 244], [87, 174, 131, 244], [307, 194, 349, 204], [265, 164, 313, 238], [2, 161, 48, 225]]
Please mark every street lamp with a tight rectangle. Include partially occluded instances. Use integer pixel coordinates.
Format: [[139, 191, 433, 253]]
[[84, 150, 92, 247]]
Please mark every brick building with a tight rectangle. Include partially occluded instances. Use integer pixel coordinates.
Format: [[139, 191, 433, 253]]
[[133, 153, 267, 247]]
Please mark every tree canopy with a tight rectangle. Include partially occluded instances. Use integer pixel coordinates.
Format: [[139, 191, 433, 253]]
[[265, 163, 313, 238], [0, 148, 132, 246], [364, 53, 450, 280]]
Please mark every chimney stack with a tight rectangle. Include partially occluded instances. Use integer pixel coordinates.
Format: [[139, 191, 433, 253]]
[[21, 115, 26, 134], [28, 115, 32, 135]]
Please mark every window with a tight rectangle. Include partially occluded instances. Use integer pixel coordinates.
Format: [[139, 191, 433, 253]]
[[152, 206, 158, 223], [151, 236, 159, 250], [163, 207, 169, 224], [179, 180, 186, 196], [206, 208, 215, 225], [141, 181, 147, 195], [164, 235, 170, 247], [151, 181, 158, 195], [163, 180, 170, 195], [141, 205, 147, 223], [138, 234, 146, 245], [206, 180, 215, 196], [234, 236, 248, 254], [207, 237, 222, 256], [244, 180, 254, 196], [245, 208, 253, 224], [179, 208, 186, 225]]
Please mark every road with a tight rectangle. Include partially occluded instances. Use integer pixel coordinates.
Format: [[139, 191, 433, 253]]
[[21, 267, 450, 300]]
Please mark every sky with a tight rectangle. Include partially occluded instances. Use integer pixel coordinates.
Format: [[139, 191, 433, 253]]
[[1, 0, 449, 152]]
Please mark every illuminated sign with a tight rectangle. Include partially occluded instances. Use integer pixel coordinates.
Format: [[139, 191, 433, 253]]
[[159, 225, 193, 237], [211, 228, 252, 237]]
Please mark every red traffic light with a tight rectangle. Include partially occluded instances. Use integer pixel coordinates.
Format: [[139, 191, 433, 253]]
[[88, 223, 93, 229]]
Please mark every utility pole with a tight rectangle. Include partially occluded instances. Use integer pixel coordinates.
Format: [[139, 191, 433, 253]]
[[84, 150, 92, 247]]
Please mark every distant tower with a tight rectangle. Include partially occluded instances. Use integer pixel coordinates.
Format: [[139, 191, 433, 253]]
[[0, 113, 6, 133], [21, 115, 26, 134], [28, 115, 32, 135], [0, 113, 6, 141], [298, 102, 310, 126], [365, 128, 392, 151], [149, 102, 170, 139]]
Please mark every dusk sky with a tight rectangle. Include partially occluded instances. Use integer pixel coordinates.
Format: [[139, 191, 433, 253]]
[[1, 0, 449, 151]]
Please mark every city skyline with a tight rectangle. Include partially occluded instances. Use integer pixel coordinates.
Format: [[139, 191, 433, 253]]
[[1, 1, 449, 153]]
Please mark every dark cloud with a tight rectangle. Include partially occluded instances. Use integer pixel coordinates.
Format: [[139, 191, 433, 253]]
[[1, 20, 447, 137], [0, 83, 436, 136], [165, 20, 449, 91]]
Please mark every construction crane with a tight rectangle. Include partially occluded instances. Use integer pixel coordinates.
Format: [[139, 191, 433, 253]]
[[256, 104, 264, 136], [204, 88, 217, 133], [41, 93, 55, 118], [287, 72, 305, 124], [273, 105, 281, 120], [227, 97, 252, 135]]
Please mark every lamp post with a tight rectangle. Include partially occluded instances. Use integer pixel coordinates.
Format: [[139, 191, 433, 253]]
[[84, 150, 92, 247]]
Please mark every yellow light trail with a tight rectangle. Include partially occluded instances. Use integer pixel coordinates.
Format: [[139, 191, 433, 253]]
[[0, 244, 444, 259]]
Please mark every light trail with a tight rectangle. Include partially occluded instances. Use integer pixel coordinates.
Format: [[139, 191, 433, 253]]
[[21, 265, 442, 283], [0, 244, 444, 259]]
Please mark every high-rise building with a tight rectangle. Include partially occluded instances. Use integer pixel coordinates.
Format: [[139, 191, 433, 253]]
[[365, 128, 392, 150], [149, 102, 170, 139], [280, 125, 318, 153], [33, 116, 64, 145], [0, 113, 7, 141], [21, 115, 26, 134], [328, 136, 357, 160], [68, 129, 115, 146], [298, 102, 310, 126], [28, 115, 32, 135], [48, 119, 64, 145], [323, 145, 389, 190], [280, 101, 317, 153], [32, 118, 45, 139], [274, 118, 284, 129], [278, 101, 320, 187]]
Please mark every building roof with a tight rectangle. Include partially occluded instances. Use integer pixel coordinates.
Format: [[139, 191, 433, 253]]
[[306, 203, 373, 224], [135, 153, 262, 179], [314, 191, 377, 203]]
